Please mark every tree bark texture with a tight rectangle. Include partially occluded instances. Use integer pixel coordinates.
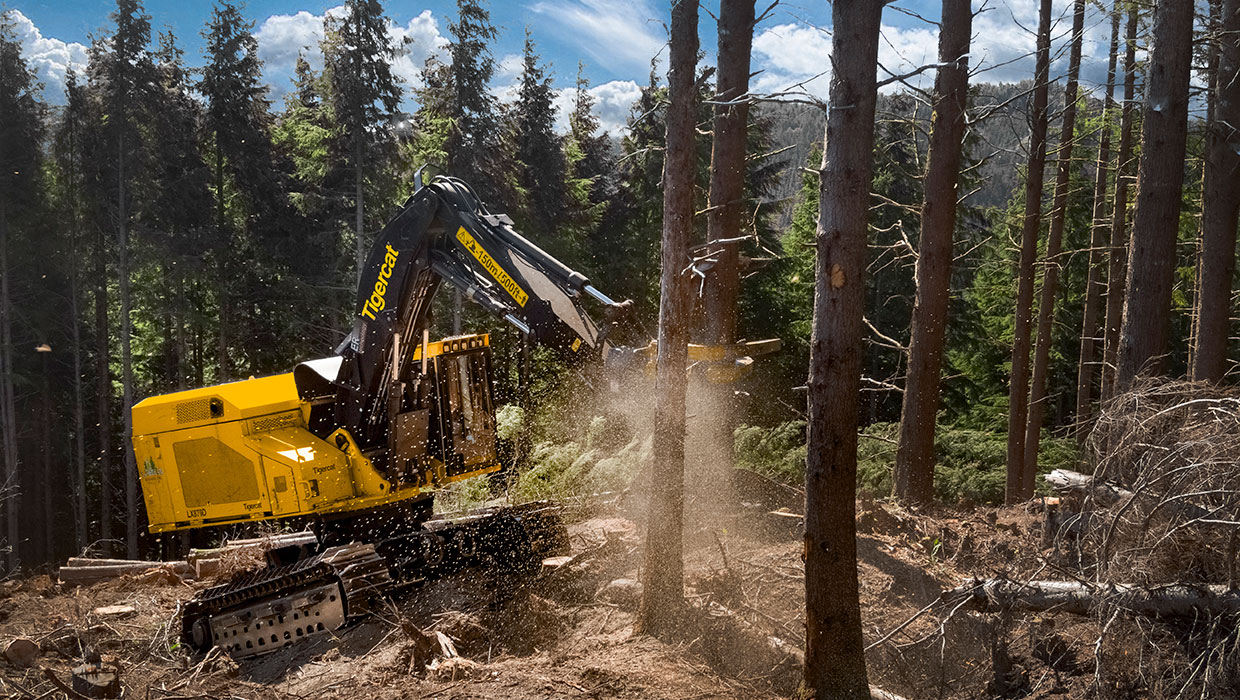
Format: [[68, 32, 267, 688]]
[[1102, 5, 1140, 404], [1116, 0, 1194, 388], [637, 0, 697, 639], [95, 226, 112, 555], [1005, 0, 1052, 505], [698, 0, 755, 493], [804, 1, 883, 696], [703, 0, 754, 349], [1074, 5, 1121, 435], [892, 0, 972, 503], [1022, 0, 1086, 498], [118, 130, 139, 558], [1190, 0, 1240, 382], [0, 203, 18, 570], [215, 137, 229, 384]]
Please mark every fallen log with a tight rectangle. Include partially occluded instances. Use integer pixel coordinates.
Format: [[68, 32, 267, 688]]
[[58, 561, 193, 587], [948, 578, 1240, 618], [1043, 469, 1212, 520], [188, 530, 317, 560]]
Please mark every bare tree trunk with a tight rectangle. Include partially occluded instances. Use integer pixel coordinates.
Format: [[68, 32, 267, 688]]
[[70, 217, 87, 554], [95, 227, 112, 556], [118, 131, 139, 559], [804, 1, 883, 696], [215, 139, 229, 384], [1116, 0, 1194, 389], [699, 0, 755, 488], [703, 0, 753, 348], [0, 203, 18, 570], [636, 0, 697, 639], [1005, 0, 1053, 504], [1187, 0, 1221, 374], [40, 350, 52, 563], [1022, 0, 1086, 498], [356, 129, 366, 287], [1074, 6, 1121, 436], [1101, 5, 1140, 403], [1191, 0, 1240, 382], [892, 0, 972, 503]]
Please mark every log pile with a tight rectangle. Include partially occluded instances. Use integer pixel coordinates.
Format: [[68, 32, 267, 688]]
[[58, 531, 317, 587]]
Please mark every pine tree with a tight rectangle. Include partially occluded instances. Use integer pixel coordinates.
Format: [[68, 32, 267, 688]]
[[200, 0, 273, 381], [51, 69, 91, 551], [512, 31, 568, 252], [322, 0, 402, 282], [1117, 0, 1194, 387], [0, 10, 45, 569], [447, 0, 504, 205], [1190, 0, 1240, 382], [93, 0, 157, 558], [638, 0, 698, 640], [804, 0, 883, 693], [1074, 5, 1122, 432], [1022, 0, 1086, 496], [892, 0, 972, 502], [1005, 0, 1052, 504]]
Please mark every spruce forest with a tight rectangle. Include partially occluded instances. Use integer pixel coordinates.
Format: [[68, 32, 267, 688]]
[[1, 0, 1239, 698]]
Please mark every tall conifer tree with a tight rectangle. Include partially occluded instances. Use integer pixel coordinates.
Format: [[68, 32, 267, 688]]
[[0, 11, 44, 569], [323, 0, 402, 282]]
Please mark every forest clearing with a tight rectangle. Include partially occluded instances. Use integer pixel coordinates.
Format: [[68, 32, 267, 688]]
[[5, 0, 1240, 696]]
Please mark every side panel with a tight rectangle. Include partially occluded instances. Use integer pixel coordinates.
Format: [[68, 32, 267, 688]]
[[137, 421, 274, 531]]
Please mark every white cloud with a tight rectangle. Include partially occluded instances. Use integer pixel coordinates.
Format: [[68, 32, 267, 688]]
[[5, 9, 88, 104], [255, 6, 447, 105], [528, 0, 664, 75], [747, 0, 1120, 105], [549, 79, 642, 136]]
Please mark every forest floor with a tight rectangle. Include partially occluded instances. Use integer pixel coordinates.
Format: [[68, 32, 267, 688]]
[[0, 489, 1108, 700]]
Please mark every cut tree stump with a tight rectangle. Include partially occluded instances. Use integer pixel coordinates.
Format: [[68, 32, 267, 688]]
[[949, 577, 1240, 618], [70, 662, 121, 698], [3, 637, 38, 667]]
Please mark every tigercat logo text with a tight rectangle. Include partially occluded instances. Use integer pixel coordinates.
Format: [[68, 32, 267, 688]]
[[361, 243, 400, 320], [455, 227, 529, 307]]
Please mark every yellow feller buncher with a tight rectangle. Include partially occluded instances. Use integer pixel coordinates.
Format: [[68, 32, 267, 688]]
[[131, 174, 775, 658]]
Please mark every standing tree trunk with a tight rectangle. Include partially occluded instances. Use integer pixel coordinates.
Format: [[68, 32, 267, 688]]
[[1074, 6, 1121, 435], [69, 186, 88, 554], [215, 136, 229, 384], [40, 349, 52, 563], [1190, 0, 1240, 382], [892, 0, 972, 503], [95, 227, 112, 556], [804, 1, 883, 696], [118, 129, 139, 558], [0, 203, 18, 570], [355, 128, 366, 286], [1005, 0, 1053, 504], [636, 0, 697, 639], [1022, 0, 1086, 498], [699, 0, 755, 489], [1102, 5, 1140, 403], [1116, 0, 1194, 388]]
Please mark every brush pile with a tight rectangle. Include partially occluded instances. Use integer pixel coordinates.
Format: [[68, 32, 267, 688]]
[[1067, 379, 1240, 585]]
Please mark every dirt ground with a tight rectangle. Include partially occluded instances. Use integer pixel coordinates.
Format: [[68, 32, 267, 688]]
[[0, 494, 1127, 699]]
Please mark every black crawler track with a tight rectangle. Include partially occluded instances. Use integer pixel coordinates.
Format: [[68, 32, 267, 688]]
[[181, 501, 568, 657]]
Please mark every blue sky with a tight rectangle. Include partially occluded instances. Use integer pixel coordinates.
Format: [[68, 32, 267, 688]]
[[8, 0, 1120, 134]]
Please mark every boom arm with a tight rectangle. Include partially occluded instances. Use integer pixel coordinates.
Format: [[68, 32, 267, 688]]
[[328, 176, 629, 448]]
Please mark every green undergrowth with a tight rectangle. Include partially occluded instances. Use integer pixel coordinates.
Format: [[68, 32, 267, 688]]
[[435, 408, 650, 512], [440, 409, 1077, 512], [736, 420, 1078, 505]]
